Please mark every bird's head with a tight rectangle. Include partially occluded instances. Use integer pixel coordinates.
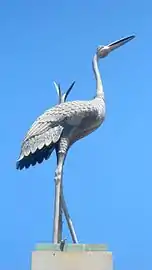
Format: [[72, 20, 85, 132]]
[[96, 35, 135, 59]]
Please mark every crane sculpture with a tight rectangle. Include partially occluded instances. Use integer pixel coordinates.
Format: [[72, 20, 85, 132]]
[[16, 35, 135, 244]]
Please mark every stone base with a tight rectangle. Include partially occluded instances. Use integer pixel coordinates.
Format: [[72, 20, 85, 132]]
[[31, 244, 113, 270]]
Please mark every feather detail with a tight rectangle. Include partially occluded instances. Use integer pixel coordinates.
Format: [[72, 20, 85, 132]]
[[16, 125, 63, 170]]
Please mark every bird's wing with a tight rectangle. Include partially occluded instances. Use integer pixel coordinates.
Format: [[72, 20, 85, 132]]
[[62, 81, 75, 102], [16, 100, 95, 169], [23, 100, 90, 141], [19, 100, 91, 157], [23, 105, 65, 141], [53, 81, 62, 103]]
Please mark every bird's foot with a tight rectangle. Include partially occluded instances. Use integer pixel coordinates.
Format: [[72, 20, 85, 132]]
[[59, 238, 67, 251]]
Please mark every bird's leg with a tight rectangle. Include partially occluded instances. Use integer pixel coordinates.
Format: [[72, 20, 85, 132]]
[[61, 190, 78, 243], [58, 176, 78, 243], [53, 153, 65, 243], [58, 184, 63, 242], [53, 148, 78, 243]]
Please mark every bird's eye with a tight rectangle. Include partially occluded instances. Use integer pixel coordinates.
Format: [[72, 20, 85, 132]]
[[96, 46, 104, 57]]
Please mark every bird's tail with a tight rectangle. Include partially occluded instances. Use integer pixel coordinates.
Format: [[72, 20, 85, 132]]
[[16, 144, 55, 170], [16, 125, 63, 170]]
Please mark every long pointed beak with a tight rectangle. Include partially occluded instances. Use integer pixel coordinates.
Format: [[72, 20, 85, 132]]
[[107, 35, 135, 52]]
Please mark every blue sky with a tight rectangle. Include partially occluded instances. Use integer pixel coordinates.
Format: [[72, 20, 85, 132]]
[[0, 1, 151, 269]]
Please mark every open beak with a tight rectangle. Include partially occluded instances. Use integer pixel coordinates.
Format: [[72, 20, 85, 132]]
[[107, 35, 135, 53]]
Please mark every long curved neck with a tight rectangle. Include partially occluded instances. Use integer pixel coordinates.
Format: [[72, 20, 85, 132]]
[[92, 54, 104, 99]]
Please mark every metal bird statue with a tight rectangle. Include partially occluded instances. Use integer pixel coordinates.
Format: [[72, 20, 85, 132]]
[[16, 35, 135, 243]]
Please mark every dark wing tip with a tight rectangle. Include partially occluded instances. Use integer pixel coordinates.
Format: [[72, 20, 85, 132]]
[[16, 144, 55, 170], [16, 160, 23, 170]]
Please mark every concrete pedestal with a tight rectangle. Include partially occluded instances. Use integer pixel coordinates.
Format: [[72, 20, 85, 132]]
[[31, 244, 113, 270]]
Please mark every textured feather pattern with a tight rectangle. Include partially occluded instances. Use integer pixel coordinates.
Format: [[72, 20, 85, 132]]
[[16, 145, 55, 170], [23, 98, 104, 142], [16, 98, 105, 170], [16, 126, 63, 169]]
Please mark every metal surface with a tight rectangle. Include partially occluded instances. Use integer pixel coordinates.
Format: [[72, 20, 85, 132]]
[[54, 81, 75, 104], [16, 35, 135, 244], [97, 35, 135, 58]]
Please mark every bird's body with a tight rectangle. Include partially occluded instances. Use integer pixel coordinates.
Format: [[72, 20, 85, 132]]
[[17, 97, 105, 169]]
